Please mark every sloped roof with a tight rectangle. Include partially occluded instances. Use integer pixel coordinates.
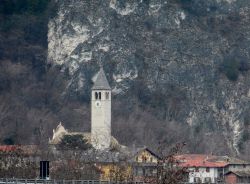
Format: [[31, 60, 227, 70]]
[[175, 154, 228, 168], [130, 147, 161, 160], [225, 171, 250, 177], [92, 68, 111, 90], [207, 155, 250, 165], [175, 154, 250, 168], [0, 145, 19, 152], [0, 145, 39, 155]]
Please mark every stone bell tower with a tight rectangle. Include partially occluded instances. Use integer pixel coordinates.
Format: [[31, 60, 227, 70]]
[[91, 67, 111, 150]]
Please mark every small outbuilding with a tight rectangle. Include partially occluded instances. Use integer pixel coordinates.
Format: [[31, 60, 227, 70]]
[[225, 171, 250, 184]]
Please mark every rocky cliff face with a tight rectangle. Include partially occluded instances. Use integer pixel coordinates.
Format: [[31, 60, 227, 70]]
[[1, 0, 249, 156], [47, 0, 250, 155]]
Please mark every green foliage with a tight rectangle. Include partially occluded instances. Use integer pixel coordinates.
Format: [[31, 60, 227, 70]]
[[220, 50, 250, 81], [221, 59, 239, 81], [0, 18, 13, 32], [241, 130, 250, 142], [3, 137, 15, 145], [24, 16, 48, 45], [0, 0, 57, 44], [0, 70, 11, 92], [0, 151, 37, 178], [238, 130, 250, 151], [59, 134, 92, 150], [0, 0, 50, 15], [170, 0, 218, 17], [244, 113, 250, 126], [239, 59, 250, 72]]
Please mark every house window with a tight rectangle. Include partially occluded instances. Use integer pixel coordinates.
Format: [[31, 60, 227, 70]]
[[95, 92, 98, 100], [136, 156, 139, 162], [98, 92, 101, 100], [195, 167, 199, 172], [204, 177, 211, 183], [194, 177, 201, 183], [134, 168, 138, 176], [142, 156, 147, 162], [150, 157, 153, 162], [146, 168, 152, 176], [152, 168, 157, 175], [105, 92, 109, 100], [206, 167, 210, 172], [137, 168, 143, 176]]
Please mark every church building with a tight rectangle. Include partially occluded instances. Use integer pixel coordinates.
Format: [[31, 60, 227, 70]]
[[49, 67, 114, 150]]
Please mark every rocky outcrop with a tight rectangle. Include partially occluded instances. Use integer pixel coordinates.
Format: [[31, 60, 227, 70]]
[[47, 0, 250, 155]]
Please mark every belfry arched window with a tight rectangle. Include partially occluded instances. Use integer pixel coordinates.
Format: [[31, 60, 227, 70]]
[[105, 92, 109, 100], [99, 92, 101, 100], [95, 92, 98, 100]]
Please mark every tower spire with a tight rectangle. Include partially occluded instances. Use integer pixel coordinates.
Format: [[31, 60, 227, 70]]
[[92, 68, 111, 90]]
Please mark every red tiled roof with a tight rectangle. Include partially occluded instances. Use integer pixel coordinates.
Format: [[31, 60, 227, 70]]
[[0, 145, 39, 155], [175, 154, 228, 168], [0, 145, 19, 152]]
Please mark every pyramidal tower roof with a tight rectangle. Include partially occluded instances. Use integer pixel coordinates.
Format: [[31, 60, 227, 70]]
[[92, 67, 111, 90]]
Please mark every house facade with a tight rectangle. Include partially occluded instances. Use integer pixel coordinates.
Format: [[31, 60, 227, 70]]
[[98, 147, 160, 182], [175, 154, 250, 183], [131, 147, 159, 180], [176, 154, 227, 183], [225, 171, 250, 184], [187, 167, 223, 183]]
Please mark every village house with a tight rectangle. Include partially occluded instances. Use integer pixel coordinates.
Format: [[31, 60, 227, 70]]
[[175, 154, 250, 184], [0, 145, 40, 178], [2, 68, 250, 183], [225, 171, 250, 184], [98, 147, 160, 182], [176, 154, 227, 183], [131, 147, 159, 180], [223, 157, 250, 184]]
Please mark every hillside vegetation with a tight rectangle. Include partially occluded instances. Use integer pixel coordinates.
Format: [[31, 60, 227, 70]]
[[0, 0, 250, 158]]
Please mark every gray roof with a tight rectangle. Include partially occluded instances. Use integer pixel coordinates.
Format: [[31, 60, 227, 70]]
[[92, 68, 111, 90], [225, 171, 250, 177], [210, 156, 250, 165], [53, 149, 130, 163]]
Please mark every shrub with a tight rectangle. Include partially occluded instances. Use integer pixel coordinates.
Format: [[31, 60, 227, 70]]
[[0, 0, 50, 15], [239, 59, 250, 72], [220, 59, 239, 81], [220, 50, 250, 81], [58, 134, 92, 150], [241, 130, 250, 142], [244, 113, 250, 126], [171, 0, 217, 17], [3, 137, 15, 145], [0, 18, 13, 32]]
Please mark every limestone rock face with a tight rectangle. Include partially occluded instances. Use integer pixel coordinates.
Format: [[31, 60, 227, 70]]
[[48, 0, 250, 154]]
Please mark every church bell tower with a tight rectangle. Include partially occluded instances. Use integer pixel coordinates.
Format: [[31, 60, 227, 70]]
[[91, 68, 111, 150]]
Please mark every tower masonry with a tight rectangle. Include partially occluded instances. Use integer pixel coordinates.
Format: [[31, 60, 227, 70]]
[[91, 68, 111, 150]]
